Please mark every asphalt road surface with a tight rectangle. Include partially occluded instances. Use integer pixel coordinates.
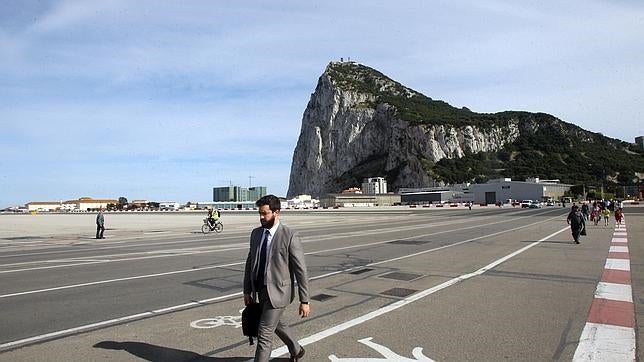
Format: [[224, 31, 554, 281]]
[[0, 206, 642, 361]]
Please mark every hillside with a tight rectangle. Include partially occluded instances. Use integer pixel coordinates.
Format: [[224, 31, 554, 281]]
[[287, 61, 643, 197]]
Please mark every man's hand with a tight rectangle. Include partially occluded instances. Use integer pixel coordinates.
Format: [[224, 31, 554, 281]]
[[299, 303, 310, 318], [244, 293, 252, 306]]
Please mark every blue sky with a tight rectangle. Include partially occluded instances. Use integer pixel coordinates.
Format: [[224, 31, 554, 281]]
[[1, 1, 643, 207]]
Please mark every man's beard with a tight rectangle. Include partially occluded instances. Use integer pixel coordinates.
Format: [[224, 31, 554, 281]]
[[261, 218, 275, 229]]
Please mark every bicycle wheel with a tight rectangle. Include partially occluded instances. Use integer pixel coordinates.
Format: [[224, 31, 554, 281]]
[[201, 223, 210, 234], [214, 222, 223, 233]]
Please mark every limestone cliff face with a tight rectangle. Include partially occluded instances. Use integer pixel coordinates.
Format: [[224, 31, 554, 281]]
[[287, 62, 536, 197]]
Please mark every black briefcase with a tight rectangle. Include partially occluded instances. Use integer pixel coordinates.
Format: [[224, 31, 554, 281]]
[[242, 302, 261, 345]]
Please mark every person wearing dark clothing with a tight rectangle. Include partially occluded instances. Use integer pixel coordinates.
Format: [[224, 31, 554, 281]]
[[581, 203, 589, 220], [567, 205, 585, 244], [96, 209, 105, 239]]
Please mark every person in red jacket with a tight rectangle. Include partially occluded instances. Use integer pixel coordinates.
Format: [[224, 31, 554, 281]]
[[614, 208, 624, 226]]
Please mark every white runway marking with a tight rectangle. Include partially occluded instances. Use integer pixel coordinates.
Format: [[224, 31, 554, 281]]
[[329, 337, 436, 361]]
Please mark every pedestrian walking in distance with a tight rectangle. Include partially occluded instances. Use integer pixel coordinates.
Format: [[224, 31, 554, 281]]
[[96, 208, 105, 239], [614, 208, 624, 226], [601, 207, 611, 227], [567, 205, 585, 244], [243, 195, 310, 362]]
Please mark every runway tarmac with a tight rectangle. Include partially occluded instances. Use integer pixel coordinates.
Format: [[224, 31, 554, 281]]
[[0, 206, 641, 360]]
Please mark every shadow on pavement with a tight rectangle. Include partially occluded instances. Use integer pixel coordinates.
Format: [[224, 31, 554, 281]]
[[94, 341, 292, 361]]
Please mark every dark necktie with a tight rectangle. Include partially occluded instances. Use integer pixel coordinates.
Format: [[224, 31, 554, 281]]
[[256, 230, 269, 287]]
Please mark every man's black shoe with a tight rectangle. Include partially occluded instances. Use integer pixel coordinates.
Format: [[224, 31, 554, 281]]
[[290, 346, 305, 361]]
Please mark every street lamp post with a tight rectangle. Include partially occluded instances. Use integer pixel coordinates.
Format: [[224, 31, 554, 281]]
[[582, 184, 586, 201], [601, 168, 605, 200]]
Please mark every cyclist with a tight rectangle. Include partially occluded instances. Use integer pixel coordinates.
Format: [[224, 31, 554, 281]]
[[207, 207, 220, 228]]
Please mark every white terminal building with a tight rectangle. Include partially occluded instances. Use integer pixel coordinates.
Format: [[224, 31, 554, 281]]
[[26, 197, 118, 212], [361, 177, 387, 194], [286, 194, 319, 209], [472, 177, 571, 204]]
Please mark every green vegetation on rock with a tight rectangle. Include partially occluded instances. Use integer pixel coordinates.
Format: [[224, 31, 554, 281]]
[[325, 61, 644, 192], [327, 62, 508, 128]]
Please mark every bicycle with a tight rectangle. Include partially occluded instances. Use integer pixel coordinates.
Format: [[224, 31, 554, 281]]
[[202, 218, 224, 234]]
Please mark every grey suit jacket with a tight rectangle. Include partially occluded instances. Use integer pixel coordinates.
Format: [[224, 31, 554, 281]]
[[244, 223, 310, 308]]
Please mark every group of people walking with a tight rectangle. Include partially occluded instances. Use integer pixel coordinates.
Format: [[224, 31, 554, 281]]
[[588, 201, 624, 227], [567, 200, 625, 244]]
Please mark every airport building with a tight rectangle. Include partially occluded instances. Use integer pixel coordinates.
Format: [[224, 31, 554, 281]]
[[287, 194, 319, 209], [636, 136, 644, 150], [26, 197, 119, 212], [26, 201, 64, 212], [197, 201, 258, 210], [399, 190, 453, 204], [472, 178, 571, 204], [399, 183, 474, 205], [361, 177, 387, 194], [319, 193, 401, 208], [213, 185, 267, 203]]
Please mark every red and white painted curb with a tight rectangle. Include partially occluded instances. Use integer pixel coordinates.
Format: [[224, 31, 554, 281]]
[[573, 222, 636, 361]]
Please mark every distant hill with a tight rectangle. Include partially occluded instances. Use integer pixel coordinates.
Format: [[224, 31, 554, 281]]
[[287, 61, 643, 198]]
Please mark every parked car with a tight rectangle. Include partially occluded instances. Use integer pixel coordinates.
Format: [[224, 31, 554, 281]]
[[529, 201, 542, 208], [546, 200, 555, 206], [520, 200, 533, 208]]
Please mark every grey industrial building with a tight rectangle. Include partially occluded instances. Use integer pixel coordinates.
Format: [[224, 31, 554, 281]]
[[319, 193, 401, 208], [400, 190, 453, 205]]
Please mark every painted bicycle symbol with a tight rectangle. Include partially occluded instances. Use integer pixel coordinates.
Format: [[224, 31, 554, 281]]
[[190, 309, 244, 329]]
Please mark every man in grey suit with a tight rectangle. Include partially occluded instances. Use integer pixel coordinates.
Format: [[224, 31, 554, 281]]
[[244, 195, 310, 361]]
